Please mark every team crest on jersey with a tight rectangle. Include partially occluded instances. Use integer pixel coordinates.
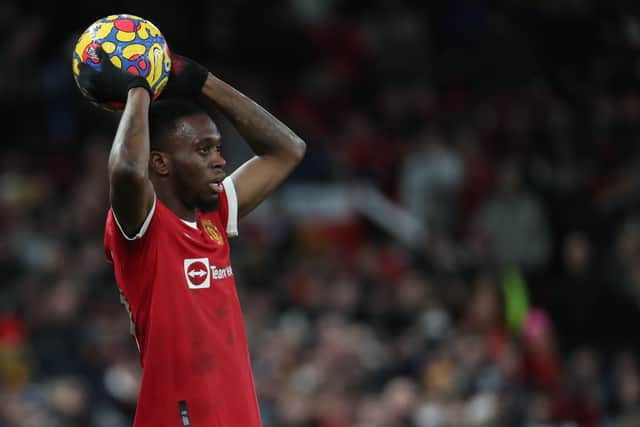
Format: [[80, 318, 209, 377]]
[[184, 258, 211, 289], [201, 219, 223, 246]]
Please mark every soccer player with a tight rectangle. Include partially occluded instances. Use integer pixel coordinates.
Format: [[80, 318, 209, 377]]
[[78, 48, 305, 426]]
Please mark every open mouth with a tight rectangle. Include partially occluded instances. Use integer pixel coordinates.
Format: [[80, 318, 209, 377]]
[[209, 178, 224, 193]]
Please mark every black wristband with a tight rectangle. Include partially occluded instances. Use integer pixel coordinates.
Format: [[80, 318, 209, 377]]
[[161, 54, 209, 98], [127, 76, 152, 96]]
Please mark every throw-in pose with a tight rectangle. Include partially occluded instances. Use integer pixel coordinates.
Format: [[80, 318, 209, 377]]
[[78, 48, 305, 426]]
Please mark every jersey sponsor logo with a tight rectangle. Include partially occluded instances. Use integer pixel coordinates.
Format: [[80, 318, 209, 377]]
[[211, 264, 233, 280], [201, 219, 224, 246], [183, 258, 234, 289], [184, 258, 211, 289]]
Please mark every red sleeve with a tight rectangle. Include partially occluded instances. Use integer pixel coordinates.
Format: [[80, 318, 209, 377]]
[[103, 204, 160, 305]]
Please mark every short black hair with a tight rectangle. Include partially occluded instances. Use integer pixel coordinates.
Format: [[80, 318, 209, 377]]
[[148, 98, 209, 152]]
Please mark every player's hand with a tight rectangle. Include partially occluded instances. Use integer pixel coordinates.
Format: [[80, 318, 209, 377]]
[[77, 47, 151, 104], [161, 52, 209, 98]]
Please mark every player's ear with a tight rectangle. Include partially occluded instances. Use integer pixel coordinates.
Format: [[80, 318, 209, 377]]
[[150, 151, 170, 176]]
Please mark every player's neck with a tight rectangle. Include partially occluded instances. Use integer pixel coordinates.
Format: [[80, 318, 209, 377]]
[[154, 185, 198, 222]]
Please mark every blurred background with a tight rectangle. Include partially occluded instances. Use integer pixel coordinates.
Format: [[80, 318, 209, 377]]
[[3, 0, 640, 426]]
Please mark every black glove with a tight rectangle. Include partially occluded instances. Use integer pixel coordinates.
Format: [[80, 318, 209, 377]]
[[77, 47, 151, 104], [160, 52, 209, 98]]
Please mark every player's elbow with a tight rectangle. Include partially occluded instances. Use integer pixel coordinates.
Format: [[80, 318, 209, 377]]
[[289, 137, 306, 165]]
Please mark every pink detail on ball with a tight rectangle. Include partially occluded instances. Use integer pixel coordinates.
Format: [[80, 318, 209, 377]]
[[127, 66, 140, 75], [138, 60, 147, 70]]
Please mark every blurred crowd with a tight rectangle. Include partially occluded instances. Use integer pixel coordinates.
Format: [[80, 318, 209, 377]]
[[3, 0, 640, 426]]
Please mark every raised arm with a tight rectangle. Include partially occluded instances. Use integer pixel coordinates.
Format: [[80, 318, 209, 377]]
[[77, 47, 155, 236], [108, 88, 155, 236], [201, 74, 306, 217]]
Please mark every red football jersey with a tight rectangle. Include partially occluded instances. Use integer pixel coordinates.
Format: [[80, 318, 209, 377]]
[[104, 178, 262, 427]]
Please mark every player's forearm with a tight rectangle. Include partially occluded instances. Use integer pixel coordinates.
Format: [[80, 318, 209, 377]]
[[201, 74, 306, 161], [108, 88, 151, 178]]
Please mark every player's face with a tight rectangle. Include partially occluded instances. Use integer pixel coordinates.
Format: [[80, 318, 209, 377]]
[[170, 114, 226, 212]]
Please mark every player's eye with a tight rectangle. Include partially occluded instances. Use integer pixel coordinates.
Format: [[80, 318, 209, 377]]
[[214, 145, 222, 153], [198, 146, 210, 155]]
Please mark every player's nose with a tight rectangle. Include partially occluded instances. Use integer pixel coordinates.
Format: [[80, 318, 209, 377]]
[[211, 153, 226, 169]]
